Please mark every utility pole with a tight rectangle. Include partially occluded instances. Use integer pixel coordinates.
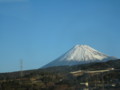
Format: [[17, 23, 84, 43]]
[[20, 59, 23, 81]]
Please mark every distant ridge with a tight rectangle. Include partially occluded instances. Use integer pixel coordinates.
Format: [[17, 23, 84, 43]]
[[43, 45, 117, 68]]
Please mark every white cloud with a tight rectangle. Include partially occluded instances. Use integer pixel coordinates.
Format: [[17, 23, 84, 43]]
[[0, 0, 29, 2]]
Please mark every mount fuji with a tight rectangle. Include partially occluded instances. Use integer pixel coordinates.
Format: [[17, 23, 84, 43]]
[[43, 45, 117, 68]]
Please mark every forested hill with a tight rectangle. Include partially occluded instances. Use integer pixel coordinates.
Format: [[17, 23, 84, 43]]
[[0, 59, 120, 90], [0, 59, 120, 80]]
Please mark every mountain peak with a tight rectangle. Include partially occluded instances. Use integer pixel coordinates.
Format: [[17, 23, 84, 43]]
[[73, 45, 94, 50], [65, 44, 107, 61], [43, 44, 117, 68], [74, 44, 88, 48]]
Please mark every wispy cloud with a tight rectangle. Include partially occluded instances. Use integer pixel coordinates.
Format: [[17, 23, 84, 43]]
[[0, 0, 29, 3]]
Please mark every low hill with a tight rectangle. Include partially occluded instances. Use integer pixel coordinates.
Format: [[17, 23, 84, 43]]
[[0, 59, 120, 90]]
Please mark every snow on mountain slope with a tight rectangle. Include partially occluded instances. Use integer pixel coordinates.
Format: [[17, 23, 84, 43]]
[[43, 45, 117, 68]]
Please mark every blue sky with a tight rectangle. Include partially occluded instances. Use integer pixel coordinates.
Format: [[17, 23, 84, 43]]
[[0, 0, 120, 72]]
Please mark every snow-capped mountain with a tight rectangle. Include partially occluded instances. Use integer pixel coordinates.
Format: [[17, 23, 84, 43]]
[[43, 45, 117, 68]]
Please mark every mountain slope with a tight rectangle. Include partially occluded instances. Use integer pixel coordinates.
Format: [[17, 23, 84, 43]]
[[43, 45, 116, 68]]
